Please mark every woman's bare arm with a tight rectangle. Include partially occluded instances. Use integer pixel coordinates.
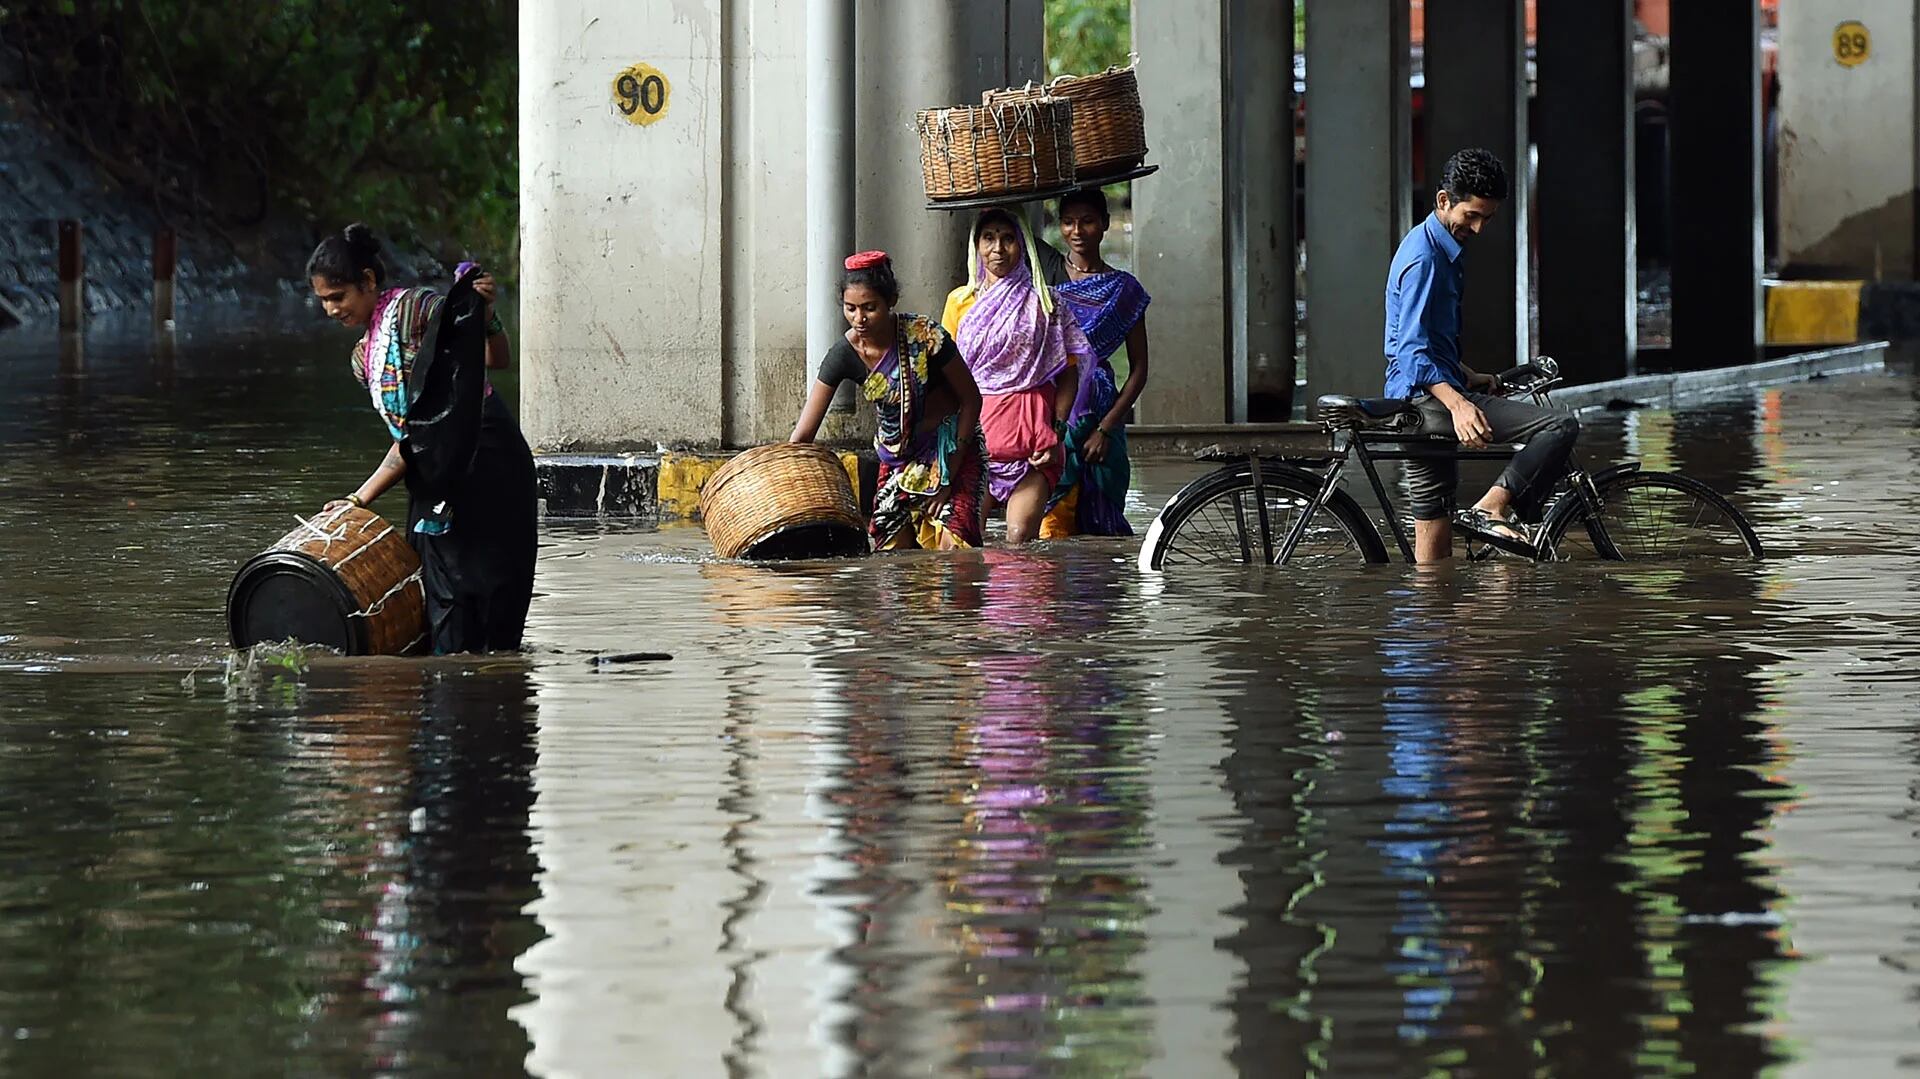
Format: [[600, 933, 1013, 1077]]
[[789, 380, 837, 443], [336, 442, 407, 507], [1101, 315, 1150, 432], [485, 326, 512, 370]]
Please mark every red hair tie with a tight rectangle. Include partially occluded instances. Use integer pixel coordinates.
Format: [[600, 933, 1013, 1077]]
[[844, 250, 889, 270]]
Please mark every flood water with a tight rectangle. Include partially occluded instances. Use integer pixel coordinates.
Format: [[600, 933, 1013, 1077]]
[[3, 315, 1919, 1077]]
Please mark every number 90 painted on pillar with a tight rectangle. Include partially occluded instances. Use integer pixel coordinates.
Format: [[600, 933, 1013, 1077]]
[[613, 63, 671, 125]]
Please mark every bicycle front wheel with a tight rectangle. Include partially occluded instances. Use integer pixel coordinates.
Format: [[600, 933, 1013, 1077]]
[[1543, 470, 1763, 560], [1139, 463, 1389, 571]]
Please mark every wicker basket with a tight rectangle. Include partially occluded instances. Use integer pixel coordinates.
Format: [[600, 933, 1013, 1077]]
[[986, 65, 1147, 182], [701, 443, 869, 560], [916, 98, 1076, 202]]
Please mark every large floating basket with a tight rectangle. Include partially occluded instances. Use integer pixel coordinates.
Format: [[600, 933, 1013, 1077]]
[[227, 504, 427, 655], [985, 64, 1148, 184], [701, 443, 869, 560], [916, 98, 1076, 203]]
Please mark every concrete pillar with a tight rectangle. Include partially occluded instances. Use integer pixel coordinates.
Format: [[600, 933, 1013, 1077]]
[[1303, 2, 1412, 404], [1226, 0, 1297, 421], [1423, 0, 1528, 372], [1776, 0, 1917, 279], [1536, 0, 1636, 384], [1667, 2, 1762, 368], [1132, 1, 1227, 424], [519, 0, 1042, 453], [1133, 0, 1296, 423]]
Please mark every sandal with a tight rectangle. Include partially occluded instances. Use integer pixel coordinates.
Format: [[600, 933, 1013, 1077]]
[[1454, 507, 1535, 554]]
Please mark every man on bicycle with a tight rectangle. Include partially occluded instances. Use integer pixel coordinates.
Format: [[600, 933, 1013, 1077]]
[[1385, 147, 1579, 562]]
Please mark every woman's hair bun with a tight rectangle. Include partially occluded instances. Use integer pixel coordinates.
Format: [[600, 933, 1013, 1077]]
[[343, 222, 380, 254]]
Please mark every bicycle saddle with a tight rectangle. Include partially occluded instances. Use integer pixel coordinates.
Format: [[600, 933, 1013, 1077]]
[[1316, 394, 1420, 432]]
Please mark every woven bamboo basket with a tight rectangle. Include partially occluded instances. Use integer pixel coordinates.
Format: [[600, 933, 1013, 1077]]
[[986, 65, 1147, 182], [701, 443, 869, 560], [916, 98, 1076, 202]]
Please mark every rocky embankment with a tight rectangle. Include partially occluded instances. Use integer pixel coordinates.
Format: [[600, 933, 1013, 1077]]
[[0, 50, 305, 329]]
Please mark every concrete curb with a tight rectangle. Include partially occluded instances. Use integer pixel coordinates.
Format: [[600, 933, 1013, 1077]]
[[537, 343, 1889, 517], [1546, 340, 1887, 412], [538, 447, 873, 520], [1125, 340, 1889, 459]]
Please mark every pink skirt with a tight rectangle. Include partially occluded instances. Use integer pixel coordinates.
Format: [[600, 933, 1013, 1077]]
[[979, 388, 1063, 503]]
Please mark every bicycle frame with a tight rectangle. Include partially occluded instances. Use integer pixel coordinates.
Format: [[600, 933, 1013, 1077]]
[[1264, 387, 1613, 564]]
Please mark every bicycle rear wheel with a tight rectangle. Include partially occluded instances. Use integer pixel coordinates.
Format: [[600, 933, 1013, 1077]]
[[1543, 470, 1763, 560], [1139, 463, 1389, 570]]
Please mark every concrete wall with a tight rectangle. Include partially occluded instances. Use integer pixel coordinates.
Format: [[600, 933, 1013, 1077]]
[[520, 0, 1041, 452], [1777, 2, 1917, 278]]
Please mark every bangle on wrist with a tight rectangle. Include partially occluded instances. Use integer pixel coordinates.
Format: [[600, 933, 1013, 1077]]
[[345, 493, 366, 508]]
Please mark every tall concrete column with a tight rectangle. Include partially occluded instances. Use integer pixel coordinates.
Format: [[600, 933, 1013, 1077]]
[[1424, 0, 1529, 373], [1668, 2, 1762, 368], [1225, 0, 1297, 421], [1132, 1, 1228, 424], [1134, 1, 1297, 423], [1304, 2, 1412, 404], [1536, 0, 1636, 384]]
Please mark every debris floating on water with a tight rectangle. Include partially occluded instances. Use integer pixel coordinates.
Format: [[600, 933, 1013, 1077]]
[[590, 651, 673, 668]]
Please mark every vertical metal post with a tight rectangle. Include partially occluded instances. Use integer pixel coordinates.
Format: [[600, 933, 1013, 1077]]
[[806, 0, 855, 409], [57, 220, 83, 332], [153, 227, 177, 329]]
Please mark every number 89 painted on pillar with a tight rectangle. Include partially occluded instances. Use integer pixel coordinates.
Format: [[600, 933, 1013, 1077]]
[[1833, 21, 1870, 68], [613, 63, 671, 126]]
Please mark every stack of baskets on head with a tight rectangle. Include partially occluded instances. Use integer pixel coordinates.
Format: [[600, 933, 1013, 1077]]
[[701, 443, 870, 561], [915, 62, 1152, 206]]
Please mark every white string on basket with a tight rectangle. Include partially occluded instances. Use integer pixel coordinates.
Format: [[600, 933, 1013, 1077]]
[[347, 569, 423, 620], [290, 506, 354, 549]]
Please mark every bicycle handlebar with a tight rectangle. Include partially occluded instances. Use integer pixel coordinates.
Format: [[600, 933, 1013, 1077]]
[[1492, 355, 1562, 398]]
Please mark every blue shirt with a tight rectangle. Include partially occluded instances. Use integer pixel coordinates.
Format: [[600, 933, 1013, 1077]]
[[1383, 213, 1466, 399]]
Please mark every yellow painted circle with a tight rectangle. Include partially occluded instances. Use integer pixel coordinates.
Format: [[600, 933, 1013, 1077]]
[[613, 63, 671, 125], [1833, 21, 1870, 68]]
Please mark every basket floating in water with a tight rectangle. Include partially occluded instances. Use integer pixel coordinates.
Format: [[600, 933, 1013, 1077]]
[[701, 443, 869, 560]]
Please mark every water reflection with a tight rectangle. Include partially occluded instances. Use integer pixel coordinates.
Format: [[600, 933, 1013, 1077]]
[[0, 663, 540, 1074]]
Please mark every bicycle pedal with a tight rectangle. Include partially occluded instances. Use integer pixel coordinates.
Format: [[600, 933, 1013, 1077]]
[[1454, 515, 1539, 559]]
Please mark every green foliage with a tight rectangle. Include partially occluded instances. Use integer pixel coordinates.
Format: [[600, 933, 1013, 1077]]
[[1045, 0, 1131, 78], [0, 0, 517, 270]]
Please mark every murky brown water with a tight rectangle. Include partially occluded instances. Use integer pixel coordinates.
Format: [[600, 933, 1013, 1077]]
[[3, 316, 1919, 1076]]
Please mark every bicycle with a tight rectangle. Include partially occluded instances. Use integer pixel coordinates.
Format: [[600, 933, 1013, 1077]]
[[1137, 357, 1764, 571]]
